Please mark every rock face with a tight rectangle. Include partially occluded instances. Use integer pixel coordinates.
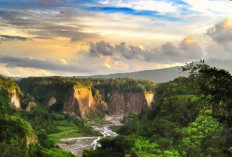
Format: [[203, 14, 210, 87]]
[[26, 102, 37, 112], [145, 93, 154, 107], [101, 90, 154, 115], [64, 88, 107, 118], [9, 89, 21, 109], [48, 96, 57, 107], [25, 132, 38, 146]]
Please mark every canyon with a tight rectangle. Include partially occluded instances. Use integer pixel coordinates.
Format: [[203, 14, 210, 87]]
[[18, 77, 155, 118]]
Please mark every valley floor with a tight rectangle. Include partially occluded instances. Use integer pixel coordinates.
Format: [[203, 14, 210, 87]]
[[57, 116, 123, 157]]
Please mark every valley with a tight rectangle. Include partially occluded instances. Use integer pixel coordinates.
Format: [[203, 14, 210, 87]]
[[1, 63, 232, 157], [58, 116, 122, 157]]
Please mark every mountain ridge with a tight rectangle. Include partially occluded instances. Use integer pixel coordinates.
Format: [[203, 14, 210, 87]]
[[79, 66, 189, 83]]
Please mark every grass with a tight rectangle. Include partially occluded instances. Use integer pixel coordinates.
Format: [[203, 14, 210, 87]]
[[49, 126, 102, 142], [87, 117, 110, 126], [109, 125, 121, 133]]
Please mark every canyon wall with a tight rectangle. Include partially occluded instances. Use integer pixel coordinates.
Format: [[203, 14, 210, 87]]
[[18, 77, 155, 118], [63, 88, 107, 118], [100, 90, 154, 115]]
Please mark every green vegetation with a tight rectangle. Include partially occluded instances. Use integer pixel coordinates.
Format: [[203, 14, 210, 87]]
[[17, 77, 156, 112], [0, 76, 75, 157], [49, 126, 101, 142], [4, 63, 232, 157], [87, 111, 111, 126], [83, 62, 232, 157]]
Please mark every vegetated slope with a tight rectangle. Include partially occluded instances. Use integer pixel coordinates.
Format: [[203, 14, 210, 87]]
[[17, 77, 156, 118], [80, 66, 188, 83], [83, 63, 232, 157], [0, 76, 77, 157]]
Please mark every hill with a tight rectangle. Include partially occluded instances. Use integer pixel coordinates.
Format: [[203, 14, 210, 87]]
[[81, 67, 188, 83]]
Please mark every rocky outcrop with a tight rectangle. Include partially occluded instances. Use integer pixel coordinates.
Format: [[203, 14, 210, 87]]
[[64, 88, 154, 117], [145, 93, 154, 107], [64, 88, 107, 118], [9, 89, 21, 109], [48, 96, 57, 107], [101, 90, 154, 115], [25, 132, 38, 146], [26, 102, 37, 112]]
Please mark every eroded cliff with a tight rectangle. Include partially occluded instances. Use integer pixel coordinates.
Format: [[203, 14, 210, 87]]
[[64, 88, 107, 118], [8, 89, 21, 109], [18, 77, 156, 118], [100, 90, 154, 115]]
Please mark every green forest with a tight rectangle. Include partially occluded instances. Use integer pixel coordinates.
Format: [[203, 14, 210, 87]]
[[1, 62, 232, 157], [83, 62, 232, 157]]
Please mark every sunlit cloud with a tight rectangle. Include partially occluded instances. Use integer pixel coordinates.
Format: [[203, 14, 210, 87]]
[[0, 0, 232, 77], [60, 58, 68, 65]]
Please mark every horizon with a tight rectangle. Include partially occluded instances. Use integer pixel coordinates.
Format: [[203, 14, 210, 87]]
[[1, 0, 232, 77]]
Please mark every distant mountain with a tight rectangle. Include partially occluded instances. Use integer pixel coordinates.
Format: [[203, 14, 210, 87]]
[[82, 66, 189, 83]]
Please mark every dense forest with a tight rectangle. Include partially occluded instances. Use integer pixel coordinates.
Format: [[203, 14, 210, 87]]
[[1, 62, 232, 157], [0, 76, 156, 157], [83, 62, 232, 157]]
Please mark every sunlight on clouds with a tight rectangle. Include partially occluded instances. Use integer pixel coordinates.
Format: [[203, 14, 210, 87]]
[[39, 69, 53, 76], [104, 57, 112, 69], [0, 66, 55, 77], [183, 36, 199, 44], [0, 38, 85, 60], [139, 45, 145, 51], [104, 62, 111, 69], [222, 16, 232, 28], [60, 58, 68, 65]]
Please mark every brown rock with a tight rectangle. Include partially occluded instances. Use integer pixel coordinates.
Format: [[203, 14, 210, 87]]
[[63, 88, 107, 118], [26, 102, 37, 112]]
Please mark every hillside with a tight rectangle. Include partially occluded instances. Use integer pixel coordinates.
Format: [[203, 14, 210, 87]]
[[17, 77, 156, 118], [80, 67, 188, 83], [83, 63, 232, 157]]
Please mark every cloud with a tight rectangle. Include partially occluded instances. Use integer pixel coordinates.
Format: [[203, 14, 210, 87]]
[[88, 36, 203, 64], [0, 35, 30, 41], [207, 17, 232, 50], [98, 0, 181, 14], [0, 55, 92, 73], [89, 41, 114, 56], [59, 58, 68, 64], [0, 9, 98, 42]]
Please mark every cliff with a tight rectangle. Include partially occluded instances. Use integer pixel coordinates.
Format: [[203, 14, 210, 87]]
[[0, 76, 21, 109], [64, 88, 107, 118], [8, 89, 21, 109], [17, 77, 156, 118], [100, 90, 154, 115]]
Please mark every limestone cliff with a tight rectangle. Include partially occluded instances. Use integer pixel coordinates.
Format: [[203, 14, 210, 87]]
[[17, 77, 156, 118], [100, 90, 154, 115], [64, 88, 107, 118], [8, 89, 21, 109]]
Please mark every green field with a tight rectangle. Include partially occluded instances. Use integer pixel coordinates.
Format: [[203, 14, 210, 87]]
[[49, 126, 102, 142]]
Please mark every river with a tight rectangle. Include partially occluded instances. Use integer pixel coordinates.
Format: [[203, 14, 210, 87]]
[[58, 116, 122, 157]]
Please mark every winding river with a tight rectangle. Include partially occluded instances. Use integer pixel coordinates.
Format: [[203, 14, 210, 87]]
[[58, 116, 122, 157]]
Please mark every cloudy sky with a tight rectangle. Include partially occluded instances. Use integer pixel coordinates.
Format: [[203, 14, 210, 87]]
[[0, 0, 232, 77]]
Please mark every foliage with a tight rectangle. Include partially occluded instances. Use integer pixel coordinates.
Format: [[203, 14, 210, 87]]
[[84, 63, 232, 157]]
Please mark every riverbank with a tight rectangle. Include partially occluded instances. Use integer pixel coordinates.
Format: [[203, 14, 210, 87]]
[[57, 116, 123, 157]]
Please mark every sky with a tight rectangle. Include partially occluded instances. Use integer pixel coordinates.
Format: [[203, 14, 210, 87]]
[[0, 0, 232, 77]]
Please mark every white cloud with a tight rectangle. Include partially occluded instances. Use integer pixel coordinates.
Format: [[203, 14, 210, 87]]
[[182, 0, 232, 15]]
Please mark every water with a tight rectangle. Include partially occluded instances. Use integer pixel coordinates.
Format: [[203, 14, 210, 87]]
[[58, 116, 122, 157]]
